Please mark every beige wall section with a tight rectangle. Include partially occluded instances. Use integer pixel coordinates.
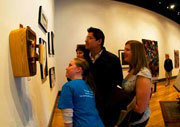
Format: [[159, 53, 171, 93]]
[[0, 0, 59, 127], [54, 0, 180, 90]]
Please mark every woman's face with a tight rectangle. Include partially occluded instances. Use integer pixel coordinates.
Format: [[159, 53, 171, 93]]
[[124, 44, 132, 64], [66, 60, 80, 79]]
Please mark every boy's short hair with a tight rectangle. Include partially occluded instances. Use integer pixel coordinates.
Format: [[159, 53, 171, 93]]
[[76, 44, 86, 52]]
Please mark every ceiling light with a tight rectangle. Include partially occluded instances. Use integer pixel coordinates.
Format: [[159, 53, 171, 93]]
[[170, 4, 175, 9], [177, 12, 180, 15], [159, 2, 161, 4]]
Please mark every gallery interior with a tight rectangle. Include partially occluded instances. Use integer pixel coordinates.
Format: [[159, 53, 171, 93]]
[[1, 0, 180, 127]]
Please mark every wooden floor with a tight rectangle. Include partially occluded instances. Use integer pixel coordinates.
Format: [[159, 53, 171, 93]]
[[50, 79, 179, 127]]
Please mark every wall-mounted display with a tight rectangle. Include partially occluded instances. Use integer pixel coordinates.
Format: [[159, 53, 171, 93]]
[[142, 39, 159, 77], [174, 50, 179, 68], [39, 38, 48, 79], [38, 6, 48, 33], [49, 67, 56, 88], [118, 49, 129, 69], [48, 31, 55, 55], [9, 25, 38, 77]]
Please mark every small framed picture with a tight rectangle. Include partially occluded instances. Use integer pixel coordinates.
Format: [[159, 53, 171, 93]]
[[48, 31, 55, 55], [39, 38, 48, 79], [49, 67, 56, 88], [38, 6, 48, 33], [118, 49, 129, 69]]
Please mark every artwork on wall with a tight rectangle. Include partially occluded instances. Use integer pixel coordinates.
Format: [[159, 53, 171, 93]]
[[38, 6, 48, 33], [9, 25, 37, 77], [142, 39, 159, 77], [39, 38, 48, 80], [118, 49, 129, 69], [49, 67, 56, 88], [174, 50, 179, 68], [48, 31, 55, 55]]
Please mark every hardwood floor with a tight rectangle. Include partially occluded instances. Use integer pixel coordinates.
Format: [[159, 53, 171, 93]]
[[147, 80, 179, 127], [50, 79, 179, 127], [50, 96, 65, 127]]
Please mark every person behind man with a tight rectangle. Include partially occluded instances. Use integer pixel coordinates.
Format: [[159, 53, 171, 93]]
[[76, 44, 88, 58], [164, 54, 173, 86], [84, 27, 123, 126]]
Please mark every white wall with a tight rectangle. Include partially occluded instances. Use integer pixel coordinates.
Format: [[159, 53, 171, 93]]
[[54, 0, 180, 90], [0, 0, 59, 127]]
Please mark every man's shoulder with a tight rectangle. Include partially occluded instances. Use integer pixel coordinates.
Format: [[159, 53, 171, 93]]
[[165, 59, 170, 62], [102, 49, 119, 59]]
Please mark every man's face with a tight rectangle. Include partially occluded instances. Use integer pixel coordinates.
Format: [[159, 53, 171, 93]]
[[165, 54, 169, 59], [85, 32, 100, 50]]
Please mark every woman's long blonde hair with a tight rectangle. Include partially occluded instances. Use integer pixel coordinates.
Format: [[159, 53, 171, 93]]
[[125, 40, 149, 75], [74, 58, 96, 94]]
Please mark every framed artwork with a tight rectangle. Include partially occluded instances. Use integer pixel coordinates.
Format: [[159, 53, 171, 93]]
[[38, 6, 48, 33], [49, 67, 56, 88], [118, 49, 129, 69], [48, 31, 55, 55], [174, 50, 179, 68], [142, 39, 159, 77], [39, 38, 48, 79]]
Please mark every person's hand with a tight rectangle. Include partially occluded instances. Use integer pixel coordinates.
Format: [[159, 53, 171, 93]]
[[64, 123, 72, 127]]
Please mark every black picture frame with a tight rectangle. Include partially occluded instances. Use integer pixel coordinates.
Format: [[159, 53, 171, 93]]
[[48, 31, 55, 55], [49, 67, 56, 88], [51, 32, 55, 55], [39, 38, 48, 79], [38, 6, 48, 33], [48, 32, 52, 55], [118, 49, 129, 69]]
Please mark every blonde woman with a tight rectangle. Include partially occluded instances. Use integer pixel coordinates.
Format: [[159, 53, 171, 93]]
[[120, 40, 152, 127], [58, 58, 104, 127]]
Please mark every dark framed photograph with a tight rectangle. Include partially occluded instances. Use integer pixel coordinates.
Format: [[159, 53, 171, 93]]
[[118, 49, 129, 69], [38, 6, 48, 33], [48, 31, 55, 55], [142, 39, 159, 77], [49, 67, 56, 88], [174, 50, 179, 68], [39, 38, 48, 80]]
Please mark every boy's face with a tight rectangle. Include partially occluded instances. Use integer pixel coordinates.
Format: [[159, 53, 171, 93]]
[[76, 50, 84, 58]]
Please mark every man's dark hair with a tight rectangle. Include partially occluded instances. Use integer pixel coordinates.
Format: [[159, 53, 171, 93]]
[[87, 27, 105, 47]]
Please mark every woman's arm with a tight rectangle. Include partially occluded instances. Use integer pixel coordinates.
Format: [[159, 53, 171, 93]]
[[134, 76, 151, 114], [61, 108, 73, 127]]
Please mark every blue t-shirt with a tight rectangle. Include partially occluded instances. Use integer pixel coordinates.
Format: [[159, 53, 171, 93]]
[[58, 79, 104, 127]]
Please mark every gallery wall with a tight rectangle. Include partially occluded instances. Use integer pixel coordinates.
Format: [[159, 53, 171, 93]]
[[54, 0, 180, 90], [0, 0, 59, 127]]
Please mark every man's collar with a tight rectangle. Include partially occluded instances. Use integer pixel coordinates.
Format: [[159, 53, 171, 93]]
[[89, 49, 103, 63]]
